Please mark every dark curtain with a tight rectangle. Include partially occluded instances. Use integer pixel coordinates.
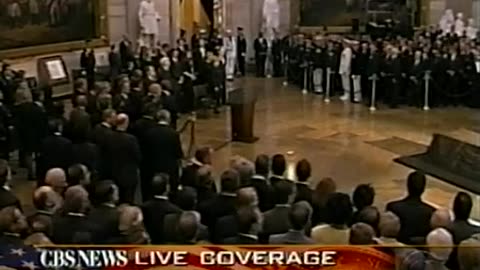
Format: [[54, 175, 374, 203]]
[[200, 0, 214, 23]]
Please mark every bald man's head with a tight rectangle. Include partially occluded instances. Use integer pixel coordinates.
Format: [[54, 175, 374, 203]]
[[177, 211, 200, 243], [236, 187, 258, 208], [378, 211, 401, 239], [63, 186, 89, 214], [116, 113, 130, 131], [427, 228, 453, 262], [33, 186, 61, 212], [45, 168, 67, 194], [0, 206, 27, 235], [430, 209, 452, 230], [350, 223, 376, 245]]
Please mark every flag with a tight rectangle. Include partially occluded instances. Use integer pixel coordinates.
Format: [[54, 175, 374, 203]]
[[0, 243, 40, 270]]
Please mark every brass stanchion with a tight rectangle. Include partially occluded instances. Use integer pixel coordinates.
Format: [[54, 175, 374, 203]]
[[325, 67, 331, 103], [370, 74, 378, 112], [302, 64, 308, 94], [423, 71, 431, 111]]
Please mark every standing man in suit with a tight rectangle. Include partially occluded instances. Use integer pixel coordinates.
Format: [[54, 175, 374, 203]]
[[88, 180, 121, 244], [261, 180, 294, 243], [254, 32, 268, 77], [38, 119, 73, 183], [91, 109, 117, 180], [108, 44, 121, 80], [144, 110, 184, 193], [236, 27, 247, 76], [223, 206, 262, 244], [109, 114, 141, 204], [386, 172, 435, 244], [251, 154, 273, 212], [85, 45, 96, 90], [269, 201, 314, 244], [142, 174, 181, 244], [271, 31, 283, 77]]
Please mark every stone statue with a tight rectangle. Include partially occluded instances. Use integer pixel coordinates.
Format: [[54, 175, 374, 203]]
[[455, 12, 465, 37], [439, 9, 454, 35], [262, 0, 280, 39], [138, 0, 160, 50], [466, 18, 478, 40], [223, 29, 237, 81]]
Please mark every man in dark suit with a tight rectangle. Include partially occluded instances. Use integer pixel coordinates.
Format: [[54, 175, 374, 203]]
[[91, 109, 117, 180], [180, 147, 212, 189], [28, 186, 59, 237], [446, 192, 480, 269], [176, 211, 202, 245], [88, 180, 121, 244], [386, 172, 435, 244], [223, 206, 262, 244], [269, 201, 314, 244], [261, 179, 294, 243], [38, 119, 73, 184], [270, 154, 287, 186], [142, 174, 181, 244], [108, 44, 121, 79], [144, 110, 184, 193], [236, 27, 247, 76], [0, 206, 28, 246], [52, 186, 93, 244], [66, 95, 91, 143], [163, 187, 208, 243], [109, 114, 141, 204], [130, 105, 159, 201], [294, 159, 313, 205], [213, 187, 258, 243], [0, 160, 20, 211], [254, 32, 268, 77], [198, 169, 239, 236], [251, 154, 273, 212]]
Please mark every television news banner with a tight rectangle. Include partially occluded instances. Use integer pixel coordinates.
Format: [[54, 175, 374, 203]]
[[3, 245, 397, 269]]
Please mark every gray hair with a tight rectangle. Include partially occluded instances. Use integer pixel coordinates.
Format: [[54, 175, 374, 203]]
[[379, 211, 401, 238], [426, 228, 453, 262], [230, 156, 254, 186], [156, 109, 171, 124], [430, 209, 452, 230]]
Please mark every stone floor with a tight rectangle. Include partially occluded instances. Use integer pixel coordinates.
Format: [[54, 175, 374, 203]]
[[185, 77, 480, 220], [10, 76, 480, 220]]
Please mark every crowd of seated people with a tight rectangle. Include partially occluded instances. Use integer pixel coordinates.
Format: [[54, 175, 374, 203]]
[[1, 148, 480, 268]]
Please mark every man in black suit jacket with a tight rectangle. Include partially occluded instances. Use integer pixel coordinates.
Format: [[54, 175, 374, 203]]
[[130, 104, 157, 201], [270, 154, 287, 186], [91, 109, 117, 180], [38, 119, 73, 183], [66, 95, 91, 143], [236, 27, 247, 76], [163, 187, 208, 243], [0, 160, 20, 211], [180, 147, 212, 189], [109, 114, 141, 204], [144, 110, 184, 193], [294, 159, 313, 205], [446, 192, 480, 269], [386, 172, 435, 244], [254, 32, 268, 77], [88, 180, 121, 244], [198, 169, 239, 236], [213, 187, 258, 243], [261, 179, 294, 243], [0, 206, 28, 246], [223, 206, 262, 244], [251, 154, 273, 212], [142, 174, 181, 244], [28, 186, 59, 237], [269, 201, 314, 244], [52, 186, 93, 244]]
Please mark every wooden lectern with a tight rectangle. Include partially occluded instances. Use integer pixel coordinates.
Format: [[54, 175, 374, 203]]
[[229, 87, 258, 143]]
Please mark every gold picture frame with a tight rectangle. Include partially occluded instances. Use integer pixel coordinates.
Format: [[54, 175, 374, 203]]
[[0, 0, 109, 59]]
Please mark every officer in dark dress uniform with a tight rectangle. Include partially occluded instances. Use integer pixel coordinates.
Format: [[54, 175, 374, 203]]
[[254, 33, 268, 77], [236, 27, 247, 76], [271, 33, 283, 77]]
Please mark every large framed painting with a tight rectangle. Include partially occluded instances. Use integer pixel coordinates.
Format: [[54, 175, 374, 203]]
[[0, 0, 108, 59]]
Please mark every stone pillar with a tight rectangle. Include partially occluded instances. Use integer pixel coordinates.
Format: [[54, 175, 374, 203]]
[[473, 0, 480, 26]]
